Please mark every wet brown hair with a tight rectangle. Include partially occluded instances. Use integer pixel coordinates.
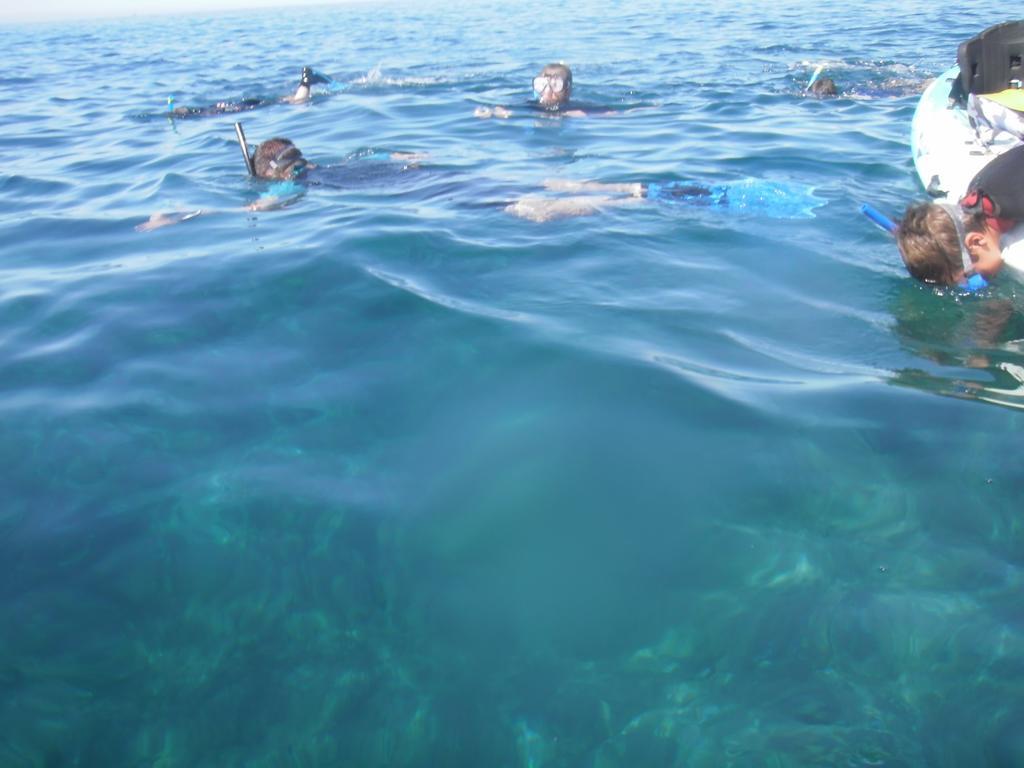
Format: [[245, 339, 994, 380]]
[[253, 138, 301, 180], [896, 202, 986, 285], [809, 77, 837, 97], [540, 62, 573, 84]]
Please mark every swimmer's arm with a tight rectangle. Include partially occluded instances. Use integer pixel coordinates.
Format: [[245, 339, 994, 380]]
[[135, 210, 204, 232], [474, 106, 512, 119], [563, 105, 655, 118], [247, 196, 284, 211], [389, 151, 428, 167], [135, 198, 292, 230], [137, 184, 304, 230], [248, 180, 307, 211], [606, 104, 659, 117]]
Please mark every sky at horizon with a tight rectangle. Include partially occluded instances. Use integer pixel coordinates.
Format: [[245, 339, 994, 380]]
[[0, 0, 370, 24]]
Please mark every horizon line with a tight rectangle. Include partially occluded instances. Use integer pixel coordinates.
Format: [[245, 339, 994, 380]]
[[0, 0, 390, 26]]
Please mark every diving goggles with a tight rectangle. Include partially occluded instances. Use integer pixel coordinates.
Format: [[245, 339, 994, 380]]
[[269, 144, 307, 177], [937, 202, 988, 290], [533, 75, 567, 94]]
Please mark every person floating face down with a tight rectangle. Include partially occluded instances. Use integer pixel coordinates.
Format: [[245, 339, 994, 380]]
[[168, 66, 331, 118], [136, 136, 425, 231], [474, 62, 588, 119], [896, 144, 1024, 289], [135, 139, 310, 228], [808, 77, 837, 97]]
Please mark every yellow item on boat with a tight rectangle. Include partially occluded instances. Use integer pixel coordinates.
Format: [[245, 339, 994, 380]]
[[984, 88, 1024, 112]]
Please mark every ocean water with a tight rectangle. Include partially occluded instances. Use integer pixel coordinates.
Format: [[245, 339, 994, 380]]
[[2, 1, 1024, 765]]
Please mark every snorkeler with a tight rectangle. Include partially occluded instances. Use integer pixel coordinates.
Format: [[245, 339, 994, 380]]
[[506, 177, 823, 222], [474, 62, 592, 119], [802, 63, 930, 100], [165, 66, 334, 118], [808, 77, 837, 97], [895, 144, 1024, 288], [803, 65, 837, 97], [136, 129, 424, 231]]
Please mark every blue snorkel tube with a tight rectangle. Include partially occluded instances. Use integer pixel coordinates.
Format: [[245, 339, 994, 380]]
[[860, 203, 897, 234], [806, 64, 825, 92], [860, 203, 988, 292]]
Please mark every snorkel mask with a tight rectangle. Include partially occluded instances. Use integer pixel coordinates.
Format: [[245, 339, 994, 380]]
[[533, 69, 572, 104], [533, 74, 566, 96], [268, 143, 307, 178], [936, 201, 989, 291], [861, 202, 989, 292]]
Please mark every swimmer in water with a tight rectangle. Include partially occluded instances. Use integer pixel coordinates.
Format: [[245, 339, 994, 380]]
[[803, 64, 838, 98], [506, 178, 823, 222], [808, 76, 837, 97], [166, 66, 332, 118], [802, 63, 928, 100], [136, 135, 425, 230], [253, 137, 315, 180], [475, 62, 590, 119], [894, 145, 1024, 288]]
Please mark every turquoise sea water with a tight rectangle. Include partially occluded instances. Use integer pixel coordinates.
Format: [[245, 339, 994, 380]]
[[3, 1, 1024, 765]]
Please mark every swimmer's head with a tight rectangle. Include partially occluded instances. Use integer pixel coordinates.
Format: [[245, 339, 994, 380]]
[[533, 63, 573, 108], [897, 202, 998, 286], [254, 138, 308, 180], [809, 77, 837, 97]]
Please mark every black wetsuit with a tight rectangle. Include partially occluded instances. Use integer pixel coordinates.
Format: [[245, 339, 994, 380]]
[[171, 98, 268, 119], [305, 158, 412, 189], [962, 143, 1024, 220], [258, 156, 423, 203]]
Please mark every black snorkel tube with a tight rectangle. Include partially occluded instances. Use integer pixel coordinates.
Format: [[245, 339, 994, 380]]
[[234, 121, 256, 176]]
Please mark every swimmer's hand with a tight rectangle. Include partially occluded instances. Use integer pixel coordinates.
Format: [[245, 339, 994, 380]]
[[135, 210, 202, 232], [474, 106, 511, 119], [249, 180, 306, 211], [248, 196, 283, 212]]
